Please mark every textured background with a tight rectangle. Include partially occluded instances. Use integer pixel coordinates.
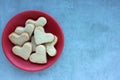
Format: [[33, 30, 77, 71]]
[[0, 0, 120, 80]]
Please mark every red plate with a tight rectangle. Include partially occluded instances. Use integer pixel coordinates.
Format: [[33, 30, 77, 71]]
[[2, 10, 64, 72]]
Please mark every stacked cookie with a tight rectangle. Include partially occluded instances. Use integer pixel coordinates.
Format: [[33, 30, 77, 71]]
[[9, 17, 58, 64]]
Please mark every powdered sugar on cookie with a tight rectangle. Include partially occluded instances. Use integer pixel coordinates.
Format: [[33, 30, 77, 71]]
[[8, 16, 58, 64]]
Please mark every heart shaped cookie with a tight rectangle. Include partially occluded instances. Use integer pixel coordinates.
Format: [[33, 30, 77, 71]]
[[45, 36, 58, 57], [9, 32, 30, 46], [15, 24, 35, 37], [34, 27, 54, 45], [29, 45, 47, 64], [12, 42, 32, 60], [26, 17, 47, 27]]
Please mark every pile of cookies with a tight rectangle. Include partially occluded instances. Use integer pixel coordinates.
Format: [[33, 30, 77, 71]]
[[8, 17, 58, 64]]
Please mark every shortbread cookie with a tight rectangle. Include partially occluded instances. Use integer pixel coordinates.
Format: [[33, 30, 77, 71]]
[[12, 42, 32, 60], [34, 27, 54, 45], [45, 36, 58, 57], [9, 32, 29, 46], [31, 36, 36, 52], [26, 17, 47, 27], [29, 45, 47, 64], [15, 24, 35, 37]]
